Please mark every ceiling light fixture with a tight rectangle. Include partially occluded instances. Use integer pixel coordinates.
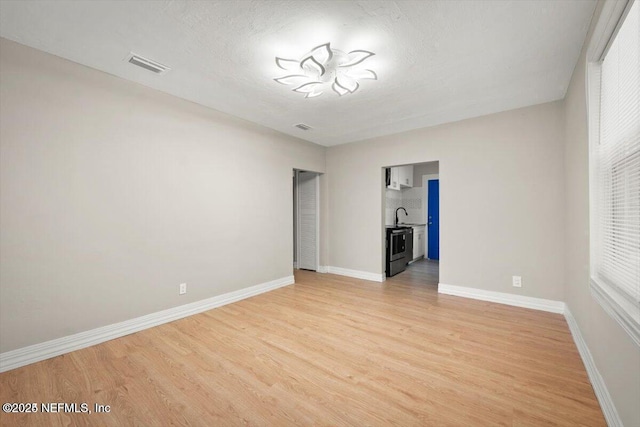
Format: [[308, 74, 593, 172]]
[[274, 42, 377, 98]]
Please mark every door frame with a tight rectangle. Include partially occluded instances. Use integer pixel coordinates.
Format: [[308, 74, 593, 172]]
[[422, 174, 439, 258], [294, 170, 320, 272]]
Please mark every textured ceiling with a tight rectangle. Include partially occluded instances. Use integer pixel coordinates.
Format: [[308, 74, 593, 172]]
[[0, 0, 596, 146]]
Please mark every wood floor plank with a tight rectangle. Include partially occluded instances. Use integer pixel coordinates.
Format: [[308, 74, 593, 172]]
[[0, 260, 605, 426]]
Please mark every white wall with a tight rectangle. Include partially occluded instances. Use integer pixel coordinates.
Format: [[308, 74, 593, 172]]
[[0, 38, 326, 353], [562, 2, 640, 424], [327, 101, 565, 301], [412, 162, 439, 187]]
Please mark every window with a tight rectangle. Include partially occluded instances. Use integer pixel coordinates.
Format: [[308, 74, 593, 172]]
[[588, 0, 640, 346]]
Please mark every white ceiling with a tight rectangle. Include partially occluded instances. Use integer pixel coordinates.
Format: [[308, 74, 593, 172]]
[[0, 0, 596, 147]]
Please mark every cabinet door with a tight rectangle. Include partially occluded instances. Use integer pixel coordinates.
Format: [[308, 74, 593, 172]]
[[413, 229, 420, 260], [399, 165, 413, 187], [387, 167, 400, 190], [405, 165, 413, 187], [417, 230, 425, 257]]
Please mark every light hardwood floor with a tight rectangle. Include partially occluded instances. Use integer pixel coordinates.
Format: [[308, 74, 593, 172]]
[[0, 266, 604, 426]]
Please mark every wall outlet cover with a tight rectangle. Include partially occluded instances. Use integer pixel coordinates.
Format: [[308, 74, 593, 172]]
[[512, 276, 522, 288]]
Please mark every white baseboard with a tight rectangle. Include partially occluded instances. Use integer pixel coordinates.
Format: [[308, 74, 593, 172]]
[[564, 307, 622, 427], [438, 283, 565, 314], [317, 265, 328, 273], [0, 275, 294, 373], [327, 266, 384, 282]]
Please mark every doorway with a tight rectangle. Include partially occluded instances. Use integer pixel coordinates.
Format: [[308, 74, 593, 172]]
[[421, 173, 440, 261], [293, 170, 320, 272], [427, 179, 440, 260], [382, 162, 439, 284]]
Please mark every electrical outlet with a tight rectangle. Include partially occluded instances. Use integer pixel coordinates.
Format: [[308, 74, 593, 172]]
[[512, 276, 522, 288], [179, 283, 187, 295]]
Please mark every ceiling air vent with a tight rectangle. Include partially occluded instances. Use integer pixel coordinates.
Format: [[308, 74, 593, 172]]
[[294, 123, 312, 131], [126, 53, 170, 74]]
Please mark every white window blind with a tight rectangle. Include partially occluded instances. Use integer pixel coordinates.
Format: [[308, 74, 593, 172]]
[[590, 0, 640, 346]]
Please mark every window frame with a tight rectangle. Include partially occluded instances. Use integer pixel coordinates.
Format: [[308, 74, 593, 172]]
[[586, 0, 640, 347]]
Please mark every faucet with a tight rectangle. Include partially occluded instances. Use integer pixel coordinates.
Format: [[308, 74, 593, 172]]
[[395, 207, 408, 227]]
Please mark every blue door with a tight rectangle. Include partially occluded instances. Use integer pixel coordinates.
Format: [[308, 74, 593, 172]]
[[427, 179, 439, 260]]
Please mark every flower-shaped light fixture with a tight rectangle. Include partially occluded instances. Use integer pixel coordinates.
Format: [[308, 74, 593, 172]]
[[274, 42, 377, 98]]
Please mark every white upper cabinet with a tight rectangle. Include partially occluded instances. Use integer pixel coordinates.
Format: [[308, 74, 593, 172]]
[[387, 165, 413, 190], [387, 167, 400, 191], [399, 165, 413, 187]]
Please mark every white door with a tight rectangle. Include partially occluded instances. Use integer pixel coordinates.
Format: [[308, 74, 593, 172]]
[[296, 171, 319, 271]]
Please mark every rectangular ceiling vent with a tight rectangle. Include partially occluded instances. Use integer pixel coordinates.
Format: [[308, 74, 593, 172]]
[[294, 123, 312, 131], [126, 53, 170, 74]]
